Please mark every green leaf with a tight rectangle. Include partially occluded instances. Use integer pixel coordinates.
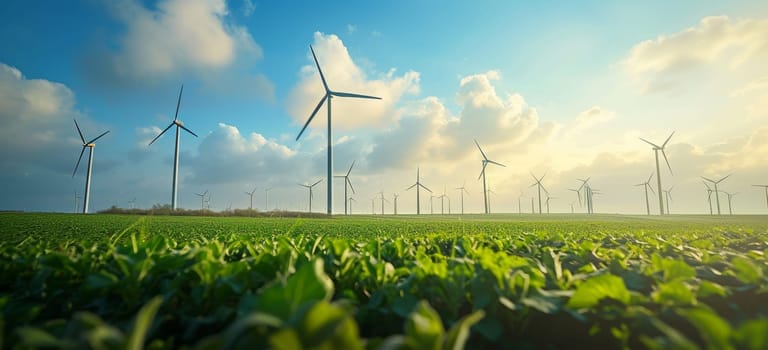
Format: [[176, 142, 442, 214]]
[[652, 281, 696, 306], [679, 308, 732, 350], [732, 319, 768, 350], [655, 256, 696, 282], [405, 301, 444, 350], [126, 296, 163, 350], [697, 280, 728, 298], [298, 301, 363, 350], [444, 310, 484, 350], [257, 258, 334, 321], [730, 256, 763, 284], [269, 328, 303, 350], [15, 327, 61, 348], [567, 274, 630, 309]]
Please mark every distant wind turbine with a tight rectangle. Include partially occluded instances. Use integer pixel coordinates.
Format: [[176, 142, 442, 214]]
[[148, 85, 198, 211], [348, 197, 356, 214], [703, 181, 714, 215], [517, 190, 525, 214], [406, 167, 432, 215], [299, 179, 323, 213], [334, 161, 356, 215], [634, 172, 655, 215], [530, 173, 547, 214], [194, 190, 208, 211], [264, 187, 273, 211], [378, 191, 390, 215], [577, 177, 592, 214], [73, 191, 81, 214], [429, 195, 436, 215], [568, 188, 582, 208], [72, 119, 110, 214], [662, 186, 674, 215], [569, 201, 576, 214], [438, 187, 447, 215], [639, 131, 674, 215], [393, 193, 399, 215], [455, 181, 469, 215], [752, 185, 768, 211], [295, 46, 382, 215], [487, 188, 497, 214], [702, 175, 730, 215], [544, 193, 556, 214], [128, 198, 136, 209], [475, 140, 506, 214], [245, 187, 257, 210]]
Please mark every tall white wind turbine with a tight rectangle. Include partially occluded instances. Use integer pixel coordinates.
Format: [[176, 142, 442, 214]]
[[72, 119, 110, 214], [702, 174, 730, 215], [703, 181, 714, 215], [662, 186, 674, 215], [455, 181, 469, 215], [474, 139, 505, 214], [300, 179, 323, 213], [634, 172, 655, 215], [264, 187, 273, 211], [530, 173, 547, 214], [639, 131, 674, 215], [245, 187, 257, 210], [393, 193, 399, 215], [406, 167, 432, 215], [148, 85, 198, 211], [752, 185, 768, 211], [295, 46, 382, 215], [194, 190, 208, 211]]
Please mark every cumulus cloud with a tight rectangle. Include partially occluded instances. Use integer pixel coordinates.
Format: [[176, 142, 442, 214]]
[[623, 16, 768, 93], [287, 32, 420, 130]]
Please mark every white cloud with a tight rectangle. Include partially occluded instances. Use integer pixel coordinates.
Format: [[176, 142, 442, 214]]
[[287, 32, 420, 131], [624, 16, 768, 93], [241, 0, 256, 17], [346, 24, 356, 34]]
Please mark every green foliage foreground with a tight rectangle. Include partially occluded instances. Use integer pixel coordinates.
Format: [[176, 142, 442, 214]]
[[0, 213, 767, 349]]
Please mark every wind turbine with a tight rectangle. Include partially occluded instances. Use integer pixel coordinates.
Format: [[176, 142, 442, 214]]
[[205, 192, 212, 210], [370, 197, 375, 215], [703, 181, 714, 215], [406, 167, 432, 215], [530, 173, 547, 214], [378, 191, 390, 215], [662, 186, 674, 215], [634, 172, 655, 215], [544, 193, 556, 214], [393, 194, 399, 215], [702, 175, 730, 215], [245, 187, 257, 210], [264, 187, 273, 211], [752, 185, 768, 210], [577, 178, 592, 214], [475, 140, 506, 214], [148, 85, 198, 211], [128, 198, 136, 209], [517, 190, 525, 214], [73, 191, 81, 213], [72, 119, 110, 214], [334, 161, 356, 215], [569, 201, 576, 214], [455, 181, 469, 215], [639, 131, 674, 215], [348, 197, 356, 214], [299, 179, 323, 213], [568, 188, 582, 208], [724, 191, 738, 215], [194, 190, 208, 211], [429, 195, 436, 214], [295, 46, 382, 215], [438, 187, 447, 215]]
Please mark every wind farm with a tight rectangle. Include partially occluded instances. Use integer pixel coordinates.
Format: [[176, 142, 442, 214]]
[[3, 2, 768, 349]]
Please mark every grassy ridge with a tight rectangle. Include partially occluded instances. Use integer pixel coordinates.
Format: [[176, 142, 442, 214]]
[[1, 213, 767, 349]]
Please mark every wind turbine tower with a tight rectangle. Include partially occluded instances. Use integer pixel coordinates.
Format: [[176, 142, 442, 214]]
[[455, 182, 469, 215], [299, 179, 323, 213], [194, 190, 208, 211], [752, 185, 768, 211], [393, 194, 399, 215], [530, 173, 547, 214], [295, 46, 382, 215], [334, 161, 356, 215], [72, 119, 110, 214], [639, 131, 674, 215], [245, 187, 257, 210], [634, 172, 655, 215], [662, 186, 674, 215]]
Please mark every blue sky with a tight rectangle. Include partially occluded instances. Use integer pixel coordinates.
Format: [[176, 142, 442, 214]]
[[1, 0, 767, 214]]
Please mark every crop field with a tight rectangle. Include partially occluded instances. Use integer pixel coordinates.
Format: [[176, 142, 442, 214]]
[[1, 213, 767, 349]]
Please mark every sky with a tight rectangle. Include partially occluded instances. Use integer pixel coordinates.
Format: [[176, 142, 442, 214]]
[[1, 0, 768, 215]]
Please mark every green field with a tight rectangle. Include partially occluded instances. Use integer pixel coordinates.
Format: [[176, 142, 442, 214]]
[[1, 213, 767, 349]]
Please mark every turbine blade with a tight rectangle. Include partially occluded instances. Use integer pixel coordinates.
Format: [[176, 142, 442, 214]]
[[312, 179, 323, 186], [73, 119, 85, 143], [647, 172, 654, 183], [647, 185, 655, 195], [487, 159, 506, 167], [474, 139, 488, 160], [72, 145, 86, 177], [148, 122, 174, 146], [310, 45, 330, 93], [662, 131, 675, 148], [420, 184, 433, 193], [347, 178, 355, 194], [347, 160, 356, 176], [701, 176, 715, 183], [478, 162, 487, 180], [296, 95, 327, 141], [179, 124, 198, 137], [331, 91, 382, 100], [661, 149, 673, 175], [639, 137, 660, 148], [174, 85, 184, 121], [88, 130, 110, 144], [406, 183, 416, 191], [718, 174, 731, 183]]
